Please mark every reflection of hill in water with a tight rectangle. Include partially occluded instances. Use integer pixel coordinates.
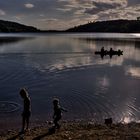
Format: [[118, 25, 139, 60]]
[[75, 37, 140, 43], [74, 37, 140, 52], [0, 37, 33, 45]]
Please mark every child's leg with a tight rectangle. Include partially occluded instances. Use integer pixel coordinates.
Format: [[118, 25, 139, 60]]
[[25, 112, 31, 130], [25, 116, 30, 130], [53, 118, 57, 127], [54, 117, 61, 129], [22, 116, 26, 132]]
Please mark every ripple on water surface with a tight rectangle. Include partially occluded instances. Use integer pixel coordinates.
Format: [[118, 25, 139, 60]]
[[0, 101, 20, 113]]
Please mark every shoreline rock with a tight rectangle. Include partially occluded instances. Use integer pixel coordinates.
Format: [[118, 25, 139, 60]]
[[1, 121, 140, 140]]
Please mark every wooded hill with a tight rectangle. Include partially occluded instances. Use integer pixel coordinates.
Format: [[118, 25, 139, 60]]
[[66, 20, 140, 33], [0, 20, 39, 32], [0, 19, 140, 33]]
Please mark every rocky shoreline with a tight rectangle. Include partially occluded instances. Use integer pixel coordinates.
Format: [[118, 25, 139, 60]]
[[1, 121, 140, 140]]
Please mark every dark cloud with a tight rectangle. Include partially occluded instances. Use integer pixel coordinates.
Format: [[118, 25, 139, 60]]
[[84, 1, 123, 15], [0, 0, 59, 16], [127, 0, 140, 6]]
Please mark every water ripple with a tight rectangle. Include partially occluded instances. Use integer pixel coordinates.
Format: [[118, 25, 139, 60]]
[[0, 101, 20, 113]]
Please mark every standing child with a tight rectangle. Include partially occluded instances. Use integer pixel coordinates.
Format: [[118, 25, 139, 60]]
[[53, 98, 67, 129], [19, 88, 31, 132]]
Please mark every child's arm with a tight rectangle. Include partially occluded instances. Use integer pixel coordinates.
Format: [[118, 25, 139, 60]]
[[61, 107, 67, 112]]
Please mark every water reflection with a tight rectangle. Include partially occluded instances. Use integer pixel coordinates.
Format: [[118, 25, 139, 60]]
[[0, 36, 32, 45], [0, 33, 140, 124], [126, 67, 140, 79]]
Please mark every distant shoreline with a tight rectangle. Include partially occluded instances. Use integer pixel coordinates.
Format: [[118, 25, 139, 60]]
[[0, 19, 140, 33]]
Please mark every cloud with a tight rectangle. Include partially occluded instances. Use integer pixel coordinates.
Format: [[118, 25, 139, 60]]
[[0, 9, 6, 16], [84, 1, 127, 15], [127, 0, 140, 6], [39, 18, 58, 22], [58, 0, 93, 14], [24, 3, 34, 8], [97, 4, 140, 21], [36, 18, 70, 30], [57, 8, 71, 12], [56, 0, 128, 29]]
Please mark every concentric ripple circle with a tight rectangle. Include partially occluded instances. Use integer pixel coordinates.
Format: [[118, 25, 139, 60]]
[[0, 101, 20, 113]]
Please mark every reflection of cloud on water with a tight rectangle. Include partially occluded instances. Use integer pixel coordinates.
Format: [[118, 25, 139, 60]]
[[122, 44, 140, 62], [29, 53, 124, 73], [0, 37, 29, 47], [110, 57, 123, 66], [131, 50, 140, 62], [97, 76, 110, 90], [25, 53, 124, 74], [125, 66, 140, 78], [2, 34, 140, 73], [18, 36, 140, 78], [132, 34, 140, 37], [35, 55, 93, 73]]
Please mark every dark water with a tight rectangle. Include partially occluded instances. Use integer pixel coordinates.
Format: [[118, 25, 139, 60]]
[[0, 33, 140, 126]]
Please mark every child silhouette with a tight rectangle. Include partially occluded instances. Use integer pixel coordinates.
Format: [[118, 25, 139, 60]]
[[53, 98, 67, 129], [19, 88, 31, 132]]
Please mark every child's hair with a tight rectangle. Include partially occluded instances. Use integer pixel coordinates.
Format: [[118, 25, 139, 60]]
[[20, 88, 28, 98], [53, 98, 59, 105]]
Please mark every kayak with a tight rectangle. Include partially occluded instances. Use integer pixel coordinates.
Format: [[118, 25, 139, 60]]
[[95, 50, 123, 56]]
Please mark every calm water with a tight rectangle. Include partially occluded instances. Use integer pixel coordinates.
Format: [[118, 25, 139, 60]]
[[0, 33, 140, 128]]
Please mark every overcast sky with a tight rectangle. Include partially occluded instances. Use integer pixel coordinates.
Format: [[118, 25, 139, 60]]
[[0, 0, 140, 30]]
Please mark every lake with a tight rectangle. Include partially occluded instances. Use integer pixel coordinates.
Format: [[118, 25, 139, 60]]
[[0, 33, 140, 129]]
